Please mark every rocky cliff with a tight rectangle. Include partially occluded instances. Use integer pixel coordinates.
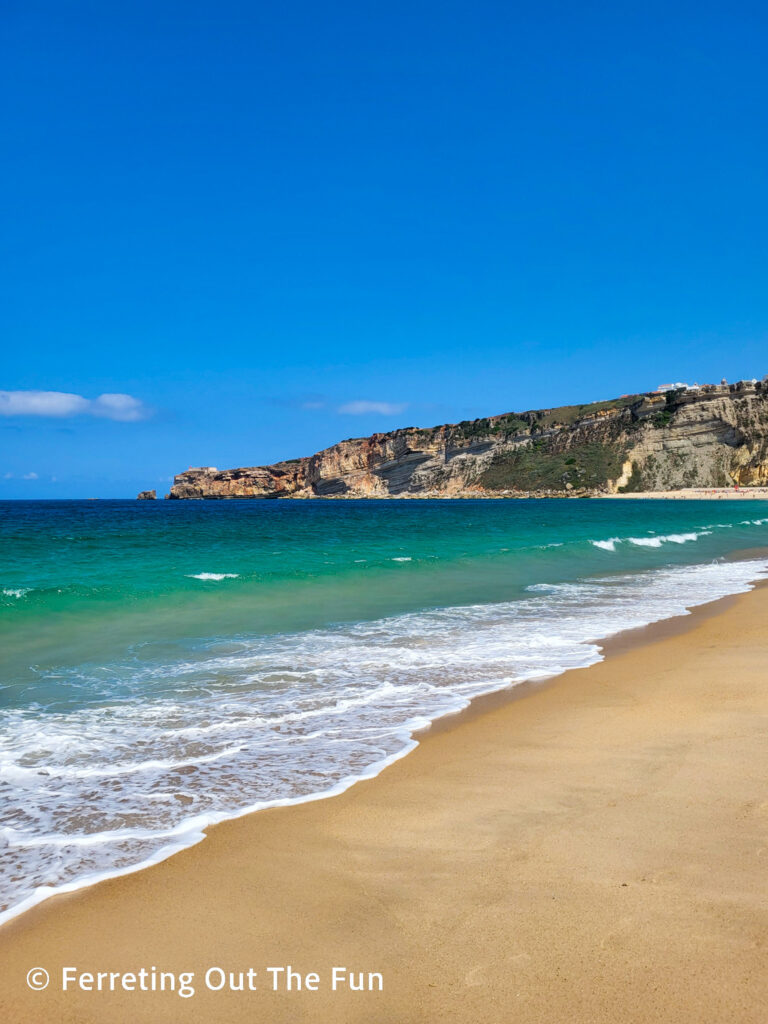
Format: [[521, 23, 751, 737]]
[[165, 381, 768, 499]]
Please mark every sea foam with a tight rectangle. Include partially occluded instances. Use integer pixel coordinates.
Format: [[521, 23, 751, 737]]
[[1, 556, 766, 926]]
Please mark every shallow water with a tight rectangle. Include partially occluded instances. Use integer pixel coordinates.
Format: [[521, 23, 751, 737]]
[[2, 498, 768, 922]]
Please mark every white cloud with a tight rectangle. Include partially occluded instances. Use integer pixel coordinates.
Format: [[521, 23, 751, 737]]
[[0, 391, 88, 417], [0, 390, 150, 422], [338, 400, 407, 416], [22, 472, 38, 480], [90, 393, 148, 421]]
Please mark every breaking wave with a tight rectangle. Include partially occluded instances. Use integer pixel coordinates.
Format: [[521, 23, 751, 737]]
[[592, 530, 712, 551], [1, 556, 766, 926]]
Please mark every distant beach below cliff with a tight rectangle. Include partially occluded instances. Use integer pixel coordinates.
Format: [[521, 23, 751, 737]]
[[605, 487, 768, 499]]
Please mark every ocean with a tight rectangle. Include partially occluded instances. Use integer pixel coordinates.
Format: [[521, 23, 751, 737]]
[[2, 497, 768, 924]]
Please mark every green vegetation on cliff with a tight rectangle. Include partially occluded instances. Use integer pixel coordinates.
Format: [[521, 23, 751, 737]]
[[479, 438, 628, 492], [535, 394, 640, 427]]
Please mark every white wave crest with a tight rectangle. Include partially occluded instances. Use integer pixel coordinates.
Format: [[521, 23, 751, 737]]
[[591, 538, 621, 551], [629, 531, 708, 547], [592, 530, 711, 551], [185, 573, 240, 581]]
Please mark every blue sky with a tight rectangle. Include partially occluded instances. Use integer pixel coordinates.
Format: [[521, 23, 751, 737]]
[[2, 1, 766, 497]]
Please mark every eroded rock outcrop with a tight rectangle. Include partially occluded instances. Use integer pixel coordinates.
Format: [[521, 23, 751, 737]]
[[166, 381, 768, 499]]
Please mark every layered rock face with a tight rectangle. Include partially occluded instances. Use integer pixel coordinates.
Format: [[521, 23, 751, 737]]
[[166, 381, 768, 499]]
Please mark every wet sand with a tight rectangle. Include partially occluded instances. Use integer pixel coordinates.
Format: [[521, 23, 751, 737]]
[[1, 585, 767, 1023]]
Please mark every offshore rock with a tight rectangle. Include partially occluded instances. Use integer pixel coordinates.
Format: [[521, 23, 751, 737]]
[[137, 490, 157, 500]]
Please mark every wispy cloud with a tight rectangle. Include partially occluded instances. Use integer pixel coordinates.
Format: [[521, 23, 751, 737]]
[[338, 400, 408, 416], [0, 391, 151, 422], [3, 471, 39, 480], [22, 472, 38, 480]]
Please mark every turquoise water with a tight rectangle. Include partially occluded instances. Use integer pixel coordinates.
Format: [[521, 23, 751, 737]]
[[2, 498, 768, 921]]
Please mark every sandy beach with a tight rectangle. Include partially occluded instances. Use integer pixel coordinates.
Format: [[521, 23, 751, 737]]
[[606, 487, 768, 499], [1, 583, 767, 1023]]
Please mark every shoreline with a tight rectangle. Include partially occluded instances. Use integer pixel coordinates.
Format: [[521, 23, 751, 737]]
[[417, 580, 756, 742], [1, 553, 766, 932], [2, 564, 768, 1020], [161, 488, 768, 500], [7, 490, 768, 501]]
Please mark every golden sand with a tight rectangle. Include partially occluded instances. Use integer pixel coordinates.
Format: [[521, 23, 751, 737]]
[[1, 586, 767, 1023]]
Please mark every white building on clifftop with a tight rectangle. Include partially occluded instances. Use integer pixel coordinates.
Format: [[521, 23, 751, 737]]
[[655, 382, 693, 393]]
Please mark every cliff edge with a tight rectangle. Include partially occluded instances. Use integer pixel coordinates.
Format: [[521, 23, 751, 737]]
[[165, 380, 768, 499]]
